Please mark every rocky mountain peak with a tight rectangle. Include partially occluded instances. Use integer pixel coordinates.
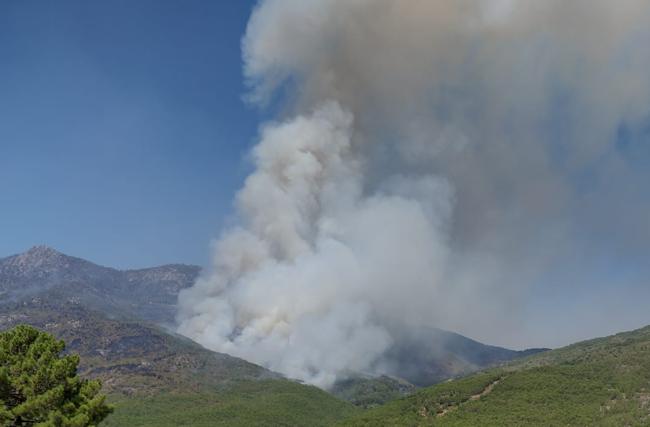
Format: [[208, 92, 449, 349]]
[[25, 245, 64, 259], [3, 245, 70, 269], [0, 247, 201, 324]]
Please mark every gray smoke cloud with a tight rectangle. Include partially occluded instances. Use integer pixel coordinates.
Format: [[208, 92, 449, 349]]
[[177, 0, 650, 387]]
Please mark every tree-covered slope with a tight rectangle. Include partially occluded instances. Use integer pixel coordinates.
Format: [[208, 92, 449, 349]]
[[341, 325, 650, 426], [103, 381, 359, 427]]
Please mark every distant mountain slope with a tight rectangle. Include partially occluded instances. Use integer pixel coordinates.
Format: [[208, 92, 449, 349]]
[[376, 327, 547, 387], [0, 246, 200, 324], [341, 325, 650, 426], [0, 291, 358, 426], [0, 297, 271, 394]]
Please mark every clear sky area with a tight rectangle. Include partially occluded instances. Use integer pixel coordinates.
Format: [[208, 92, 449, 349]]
[[1, 0, 258, 268]]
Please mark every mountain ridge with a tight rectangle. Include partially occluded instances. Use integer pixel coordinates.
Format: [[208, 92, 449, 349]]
[[375, 326, 548, 387], [0, 245, 200, 277], [0, 245, 201, 325]]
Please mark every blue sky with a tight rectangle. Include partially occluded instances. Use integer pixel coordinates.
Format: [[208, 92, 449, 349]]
[[1, 0, 260, 268]]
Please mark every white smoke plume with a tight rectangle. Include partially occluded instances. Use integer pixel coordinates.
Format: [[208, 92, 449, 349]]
[[178, 0, 650, 387]]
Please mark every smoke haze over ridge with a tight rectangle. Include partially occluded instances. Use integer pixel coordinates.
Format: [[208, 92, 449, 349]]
[[177, 0, 650, 387]]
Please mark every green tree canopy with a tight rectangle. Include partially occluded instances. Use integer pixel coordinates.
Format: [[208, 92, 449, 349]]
[[0, 325, 112, 426]]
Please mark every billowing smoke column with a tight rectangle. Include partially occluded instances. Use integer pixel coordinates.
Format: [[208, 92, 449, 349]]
[[178, 0, 650, 387], [177, 102, 453, 386]]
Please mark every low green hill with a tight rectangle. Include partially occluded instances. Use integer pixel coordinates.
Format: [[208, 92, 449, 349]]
[[341, 325, 650, 426], [104, 380, 358, 427]]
